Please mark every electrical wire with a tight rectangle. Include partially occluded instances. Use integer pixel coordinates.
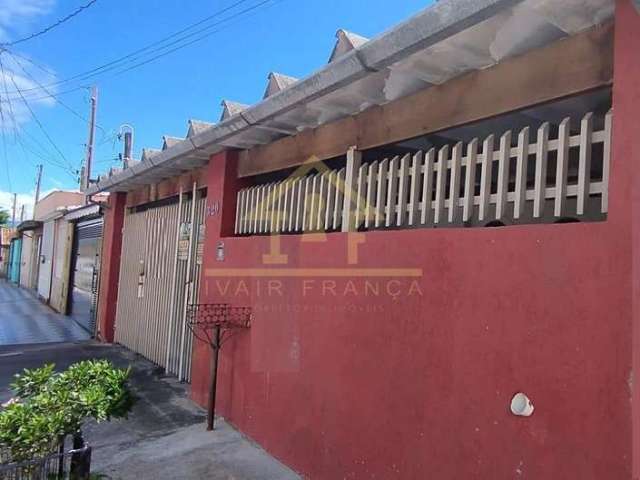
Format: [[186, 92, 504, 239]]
[[0, 0, 274, 99], [0, 53, 76, 175], [2, 49, 105, 134], [0, 0, 285, 185], [0, 98, 11, 192], [112, 0, 280, 77], [0, 55, 80, 180], [0, 0, 99, 48]]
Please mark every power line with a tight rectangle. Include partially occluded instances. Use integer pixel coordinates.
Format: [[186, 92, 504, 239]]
[[0, 51, 49, 160], [0, 53, 75, 173], [0, 0, 284, 184], [0, 58, 76, 177], [0, 55, 13, 191], [112, 0, 280, 77], [0, 0, 272, 99], [0, 91, 11, 192], [2, 49, 105, 134], [0, 0, 99, 48]]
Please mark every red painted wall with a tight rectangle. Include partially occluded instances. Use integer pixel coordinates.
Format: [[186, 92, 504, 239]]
[[615, 0, 640, 478], [193, 225, 631, 479], [96, 192, 126, 342], [189, 4, 637, 479]]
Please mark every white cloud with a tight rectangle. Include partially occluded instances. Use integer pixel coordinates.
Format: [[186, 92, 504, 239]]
[[0, 187, 59, 223], [0, 0, 58, 132], [0, 49, 58, 133], [0, 0, 56, 41], [0, 188, 36, 221]]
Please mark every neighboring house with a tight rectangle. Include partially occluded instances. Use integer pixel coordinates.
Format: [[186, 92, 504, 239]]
[[17, 190, 96, 313], [86, 1, 640, 479], [0, 226, 16, 278], [13, 191, 107, 334], [32, 190, 86, 220], [15, 191, 83, 302], [16, 220, 43, 291], [15, 190, 84, 296]]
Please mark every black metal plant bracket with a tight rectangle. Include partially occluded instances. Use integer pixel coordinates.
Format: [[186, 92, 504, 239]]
[[186, 304, 252, 431]]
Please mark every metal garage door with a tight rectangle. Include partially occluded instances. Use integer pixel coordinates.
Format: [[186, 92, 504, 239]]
[[69, 219, 103, 334], [114, 187, 206, 381]]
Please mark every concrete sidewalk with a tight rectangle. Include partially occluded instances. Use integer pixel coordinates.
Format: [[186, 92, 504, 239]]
[[0, 279, 89, 346], [0, 342, 299, 480]]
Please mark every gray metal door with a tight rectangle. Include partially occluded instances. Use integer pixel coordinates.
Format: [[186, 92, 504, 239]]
[[69, 219, 103, 334], [114, 187, 205, 381], [37, 220, 55, 301]]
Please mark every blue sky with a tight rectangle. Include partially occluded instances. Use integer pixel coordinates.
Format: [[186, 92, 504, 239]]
[[0, 0, 430, 217]]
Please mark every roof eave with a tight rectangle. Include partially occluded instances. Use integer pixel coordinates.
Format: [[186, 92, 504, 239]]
[[85, 0, 526, 194]]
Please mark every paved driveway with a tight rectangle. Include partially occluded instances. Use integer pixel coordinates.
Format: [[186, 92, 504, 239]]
[[0, 279, 89, 346], [0, 342, 299, 480]]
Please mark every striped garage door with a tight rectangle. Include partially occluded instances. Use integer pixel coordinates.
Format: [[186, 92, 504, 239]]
[[114, 187, 206, 381]]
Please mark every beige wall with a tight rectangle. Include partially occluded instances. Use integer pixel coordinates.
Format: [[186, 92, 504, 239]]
[[34, 191, 85, 221], [19, 234, 33, 288], [49, 218, 73, 314], [0, 227, 15, 247]]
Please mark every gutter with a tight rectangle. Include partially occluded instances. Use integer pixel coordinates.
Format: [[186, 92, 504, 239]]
[[86, 0, 522, 195]]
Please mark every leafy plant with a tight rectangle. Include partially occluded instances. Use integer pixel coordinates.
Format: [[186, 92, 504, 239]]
[[0, 208, 9, 226], [11, 363, 56, 398], [0, 360, 134, 462]]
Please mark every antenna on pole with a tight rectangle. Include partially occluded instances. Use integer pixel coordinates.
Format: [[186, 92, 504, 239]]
[[118, 124, 134, 169]]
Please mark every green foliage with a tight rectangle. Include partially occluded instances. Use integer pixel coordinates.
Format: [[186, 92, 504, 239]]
[[0, 208, 9, 226], [11, 364, 56, 398], [0, 360, 134, 462]]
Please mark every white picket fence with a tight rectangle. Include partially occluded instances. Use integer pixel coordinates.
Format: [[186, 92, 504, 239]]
[[235, 110, 612, 235]]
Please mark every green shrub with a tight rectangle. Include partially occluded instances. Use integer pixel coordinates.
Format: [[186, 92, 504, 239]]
[[0, 360, 134, 462]]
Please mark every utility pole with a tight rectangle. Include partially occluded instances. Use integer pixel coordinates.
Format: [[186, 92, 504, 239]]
[[33, 164, 42, 220], [19, 205, 24, 222], [11, 193, 16, 226], [83, 86, 98, 201]]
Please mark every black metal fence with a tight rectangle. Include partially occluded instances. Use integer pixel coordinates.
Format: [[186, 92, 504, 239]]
[[0, 445, 91, 480]]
